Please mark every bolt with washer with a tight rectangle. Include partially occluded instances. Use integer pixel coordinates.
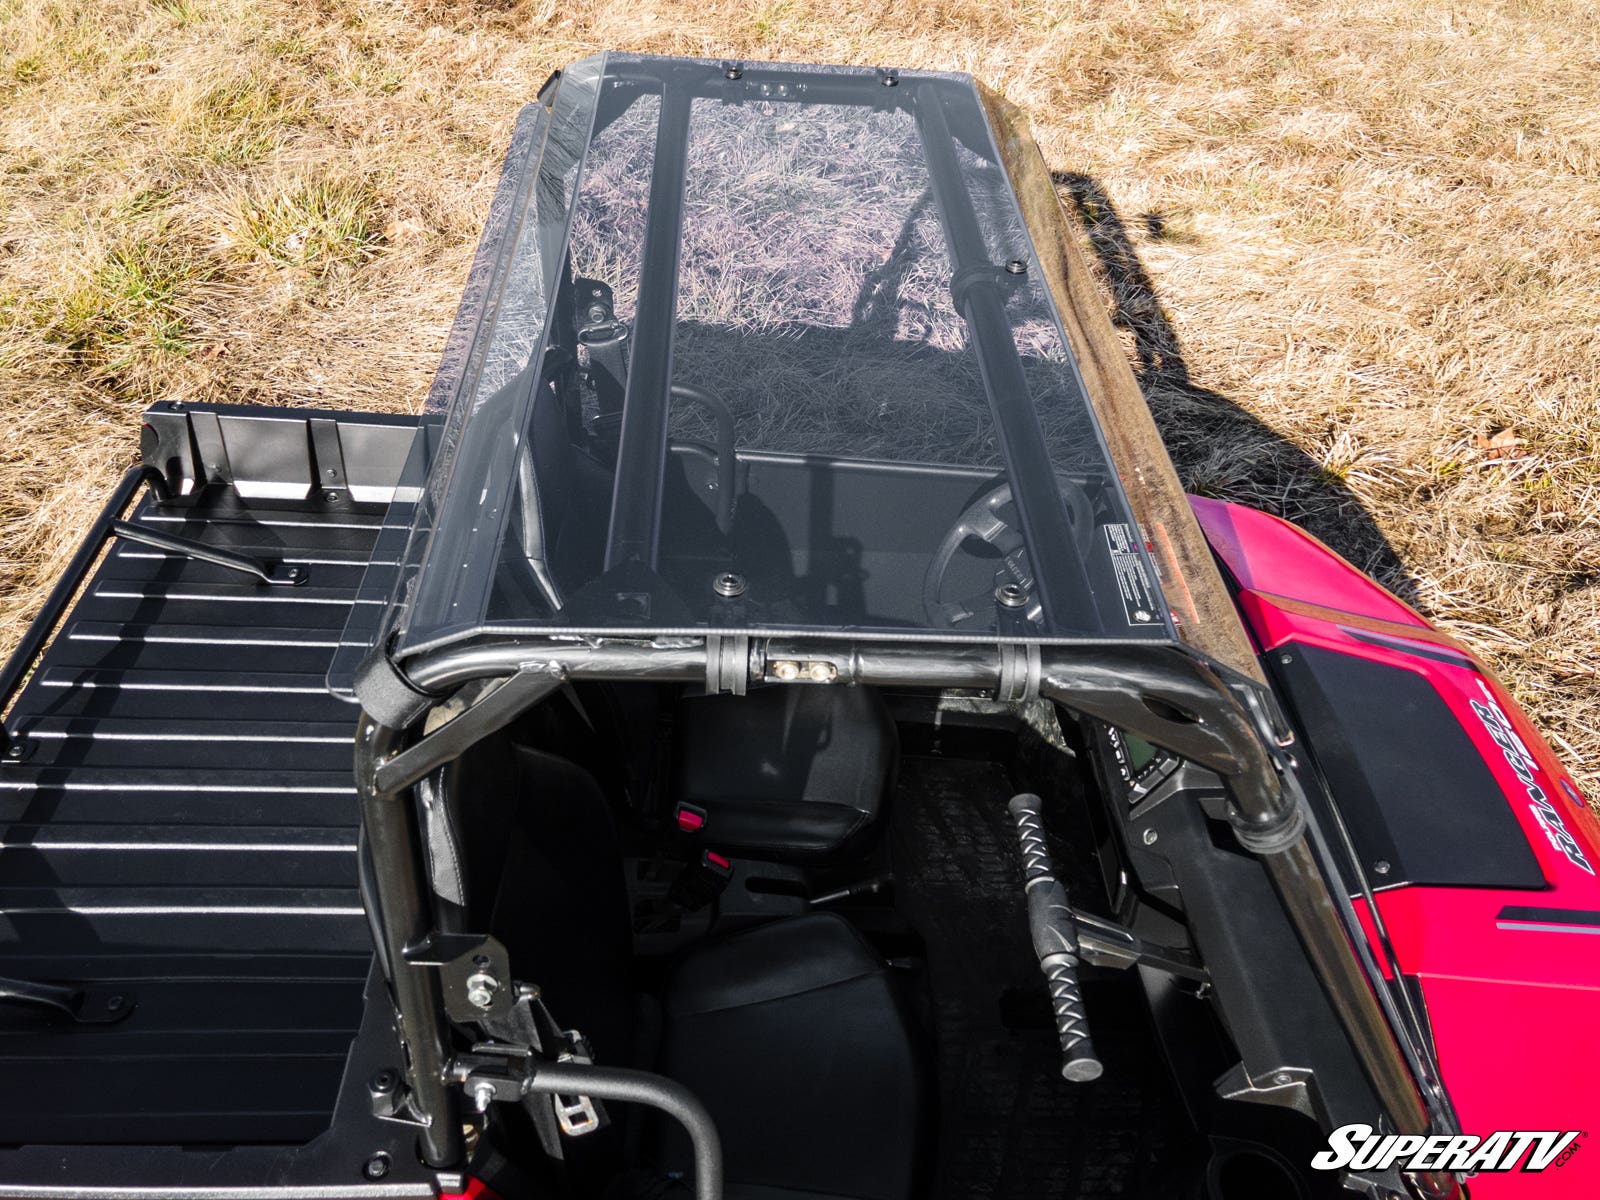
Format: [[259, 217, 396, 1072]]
[[995, 581, 1031, 608], [465, 970, 499, 1010], [712, 571, 747, 598], [471, 1080, 497, 1113]]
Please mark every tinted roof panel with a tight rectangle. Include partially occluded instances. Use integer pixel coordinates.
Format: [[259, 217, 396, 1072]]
[[385, 53, 1177, 655]]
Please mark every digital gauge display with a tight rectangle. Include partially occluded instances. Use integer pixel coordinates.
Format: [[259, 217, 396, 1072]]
[[1123, 731, 1159, 776], [1105, 726, 1174, 797]]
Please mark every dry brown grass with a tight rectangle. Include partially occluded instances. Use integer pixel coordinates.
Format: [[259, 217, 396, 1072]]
[[2, 0, 1596, 790]]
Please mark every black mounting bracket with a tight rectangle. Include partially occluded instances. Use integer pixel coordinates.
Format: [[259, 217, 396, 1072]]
[[403, 932, 512, 1024]]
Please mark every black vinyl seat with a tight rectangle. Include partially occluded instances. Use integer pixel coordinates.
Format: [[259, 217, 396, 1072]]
[[489, 746, 928, 1200], [670, 686, 897, 862], [654, 913, 929, 1200]]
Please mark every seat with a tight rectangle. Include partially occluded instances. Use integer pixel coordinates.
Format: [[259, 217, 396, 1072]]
[[653, 913, 929, 1200], [482, 747, 928, 1200], [670, 686, 897, 862]]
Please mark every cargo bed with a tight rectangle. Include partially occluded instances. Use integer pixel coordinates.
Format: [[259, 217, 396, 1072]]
[[0, 404, 448, 1196]]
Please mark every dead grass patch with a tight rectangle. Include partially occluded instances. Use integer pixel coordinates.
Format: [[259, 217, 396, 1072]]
[[1, 0, 1597, 793]]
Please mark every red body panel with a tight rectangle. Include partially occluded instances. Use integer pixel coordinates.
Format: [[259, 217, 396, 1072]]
[[440, 1178, 501, 1200], [1191, 496, 1600, 1198]]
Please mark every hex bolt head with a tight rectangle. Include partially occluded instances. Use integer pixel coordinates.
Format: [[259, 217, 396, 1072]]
[[1142, 828, 1159, 846], [323, 489, 340, 503], [1005, 258, 1028, 275], [362, 1153, 391, 1181], [1272, 1072, 1293, 1086], [712, 571, 747, 598], [771, 660, 801, 681], [806, 661, 838, 683], [724, 62, 743, 79], [1373, 860, 1392, 876]]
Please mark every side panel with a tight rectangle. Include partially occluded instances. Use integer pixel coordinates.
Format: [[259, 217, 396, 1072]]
[[1193, 496, 1600, 1198]]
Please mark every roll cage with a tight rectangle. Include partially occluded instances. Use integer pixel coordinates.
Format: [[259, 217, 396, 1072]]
[[348, 53, 1461, 1200]]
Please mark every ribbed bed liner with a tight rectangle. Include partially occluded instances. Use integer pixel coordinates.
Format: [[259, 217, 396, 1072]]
[[0, 490, 377, 1145], [889, 754, 1193, 1198]]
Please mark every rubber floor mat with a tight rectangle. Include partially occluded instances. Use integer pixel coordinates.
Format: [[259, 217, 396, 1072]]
[[889, 754, 1194, 1198]]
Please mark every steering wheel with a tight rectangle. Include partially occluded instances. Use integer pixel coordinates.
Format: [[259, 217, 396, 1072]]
[[922, 480, 1097, 628]]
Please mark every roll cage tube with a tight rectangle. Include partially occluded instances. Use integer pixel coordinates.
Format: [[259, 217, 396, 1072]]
[[355, 638, 1461, 1199]]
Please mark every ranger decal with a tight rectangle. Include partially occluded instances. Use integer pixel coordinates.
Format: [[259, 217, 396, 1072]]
[[1471, 680, 1594, 876]]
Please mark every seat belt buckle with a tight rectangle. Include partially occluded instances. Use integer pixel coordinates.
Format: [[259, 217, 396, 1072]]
[[554, 1092, 602, 1136], [675, 803, 708, 833], [553, 1030, 607, 1137], [669, 848, 734, 911]]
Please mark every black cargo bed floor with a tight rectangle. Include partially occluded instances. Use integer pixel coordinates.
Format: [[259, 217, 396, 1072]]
[[889, 754, 1193, 1199], [0, 490, 377, 1145]]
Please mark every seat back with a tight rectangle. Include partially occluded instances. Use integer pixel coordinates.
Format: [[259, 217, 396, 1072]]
[[453, 736, 636, 1066]]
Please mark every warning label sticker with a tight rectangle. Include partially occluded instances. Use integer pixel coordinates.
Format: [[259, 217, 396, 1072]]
[[1103, 524, 1161, 627]]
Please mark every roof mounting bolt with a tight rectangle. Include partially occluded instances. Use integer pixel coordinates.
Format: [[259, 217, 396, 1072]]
[[1272, 1071, 1293, 1086], [362, 1153, 391, 1181], [771, 660, 801, 682], [1142, 828, 1158, 846], [471, 1080, 496, 1113], [723, 62, 743, 80], [806, 661, 838, 683], [1279, 652, 1294, 665], [879, 68, 899, 87], [995, 581, 1030, 608], [1005, 258, 1028, 275], [712, 571, 747, 598], [465, 970, 499, 1010], [3, 739, 29, 762], [323, 489, 340, 503], [1373, 860, 1391, 876]]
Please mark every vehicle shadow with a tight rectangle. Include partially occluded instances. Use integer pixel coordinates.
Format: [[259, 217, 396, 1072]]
[[1049, 171, 1421, 604]]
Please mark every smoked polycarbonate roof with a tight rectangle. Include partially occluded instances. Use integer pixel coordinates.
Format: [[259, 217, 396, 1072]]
[[377, 53, 1178, 657]]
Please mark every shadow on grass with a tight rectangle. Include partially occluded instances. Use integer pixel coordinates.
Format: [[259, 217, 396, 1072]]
[[1050, 170, 1421, 605]]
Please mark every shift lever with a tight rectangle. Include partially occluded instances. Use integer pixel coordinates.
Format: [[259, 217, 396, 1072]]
[[1008, 792, 1103, 1082]]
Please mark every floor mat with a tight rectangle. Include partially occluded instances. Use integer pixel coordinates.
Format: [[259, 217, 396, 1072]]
[[889, 754, 1194, 1199]]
